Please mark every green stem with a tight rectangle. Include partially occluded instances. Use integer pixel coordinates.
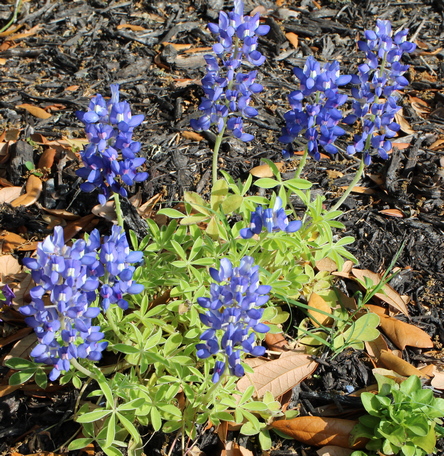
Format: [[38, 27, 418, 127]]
[[0, 0, 22, 34], [70, 358, 95, 378], [114, 193, 125, 228], [294, 147, 308, 179], [329, 158, 366, 213], [212, 124, 227, 186], [106, 307, 124, 340]]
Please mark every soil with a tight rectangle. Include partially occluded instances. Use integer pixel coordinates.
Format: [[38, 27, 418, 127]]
[[1, 0, 444, 455]]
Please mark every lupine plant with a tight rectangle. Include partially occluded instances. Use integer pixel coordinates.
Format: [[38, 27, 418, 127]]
[[5, 4, 423, 456]]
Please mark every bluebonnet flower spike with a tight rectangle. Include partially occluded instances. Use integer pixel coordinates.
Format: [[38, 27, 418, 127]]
[[196, 256, 271, 382]]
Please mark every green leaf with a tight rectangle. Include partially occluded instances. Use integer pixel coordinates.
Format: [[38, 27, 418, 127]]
[[242, 401, 269, 412], [157, 208, 185, 218], [117, 412, 141, 442], [254, 178, 279, 189], [117, 398, 146, 411], [76, 409, 112, 423], [184, 191, 211, 215], [34, 368, 48, 389], [102, 444, 123, 456], [151, 406, 162, 432], [211, 179, 229, 209], [240, 420, 260, 436], [105, 413, 116, 449], [180, 215, 209, 225], [113, 344, 140, 355], [259, 428, 272, 450], [221, 194, 243, 214], [68, 438, 94, 451], [163, 420, 183, 433], [9, 368, 36, 385], [4, 357, 37, 370]]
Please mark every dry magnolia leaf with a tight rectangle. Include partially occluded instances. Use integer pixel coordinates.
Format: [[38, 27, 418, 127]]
[[250, 162, 285, 178], [379, 350, 428, 378], [4, 333, 38, 363], [307, 292, 333, 327], [0, 254, 22, 281], [182, 131, 204, 141], [394, 109, 415, 135], [0, 231, 29, 253], [16, 103, 52, 119], [92, 201, 117, 222], [237, 353, 318, 397], [10, 175, 43, 207], [351, 269, 409, 315], [341, 186, 375, 195], [316, 446, 354, 456], [0, 186, 22, 204], [379, 208, 404, 218], [365, 334, 389, 361], [367, 308, 433, 350], [265, 331, 288, 351], [37, 147, 56, 169], [285, 32, 299, 48], [270, 417, 367, 449], [431, 367, 444, 390], [316, 258, 337, 273]]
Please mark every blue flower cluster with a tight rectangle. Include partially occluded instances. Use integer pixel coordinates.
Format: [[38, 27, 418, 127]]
[[76, 84, 148, 205], [190, 0, 270, 141], [20, 226, 144, 381], [280, 56, 351, 160], [344, 20, 416, 164], [240, 197, 302, 239], [196, 257, 270, 382]]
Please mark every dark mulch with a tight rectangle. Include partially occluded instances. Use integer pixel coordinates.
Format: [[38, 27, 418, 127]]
[[1, 0, 444, 454]]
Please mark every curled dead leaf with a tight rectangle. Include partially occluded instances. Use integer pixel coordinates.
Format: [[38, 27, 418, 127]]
[[10, 175, 42, 207], [0, 186, 22, 204], [250, 162, 285, 178], [16, 103, 52, 120], [270, 416, 367, 449], [308, 292, 333, 327], [379, 350, 428, 378]]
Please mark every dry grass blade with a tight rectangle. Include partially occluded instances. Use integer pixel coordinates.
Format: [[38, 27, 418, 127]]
[[237, 353, 317, 397]]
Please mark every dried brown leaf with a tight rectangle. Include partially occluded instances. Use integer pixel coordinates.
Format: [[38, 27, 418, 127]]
[[37, 147, 56, 169], [365, 334, 389, 361], [249, 162, 285, 178], [237, 353, 317, 397], [270, 417, 366, 449], [308, 292, 333, 327], [182, 131, 204, 141], [378, 208, 404, 218], [431, 368, 444, 390], [351, 269, 409, 315], [0, 254, 22, 281], [10, 175, 42, 207], [377, 314, 433, 350], [4, 333, 37, 362], [92, 202, 117, 222], [315, 258, 337, 272], [16, 103, 51, 119], [0, 186, 22, 204], [0, 231, 29, 253], [394, 109, 415, 135], [286, 32, 299, 48], [0, 326, 33, 348], [265, 332, 288, 351], [379, 350, 428, 378]]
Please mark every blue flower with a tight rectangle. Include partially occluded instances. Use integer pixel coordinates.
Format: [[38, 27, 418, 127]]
[[280, 56, 350, 160], [191, 0, 269, 142], [196, 257, 271, 382], [345, 20, 415, 164], [20, 226, 144, 379], [76, 84, 148, 204], [240, 197, 302, 239]]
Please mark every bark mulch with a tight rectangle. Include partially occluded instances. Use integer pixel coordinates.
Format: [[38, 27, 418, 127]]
[[1, 0, 444, 455]]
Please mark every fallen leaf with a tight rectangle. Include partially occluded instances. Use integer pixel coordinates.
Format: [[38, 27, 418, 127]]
[[92, 201, 117, 222], [378, 208, 404, 218], [365, 334, 389, 361], [315, 258, 337, 273], [4, 333, 38, 362], [6, 25, 41, 41], [117, 23, 147, 31], [182, 131, 204, 141], [379, 350, 428, 378], [8, 272, 33, 306], [286, 32, 299, 48], [307, 292, 333, 327], [316, 445, 354, 456], [430, 139, 444, 151], [419, 364, 436, 377], [431, 367, 444, 390], [40, 207, 80, 221], [0, 231, 29, 253], [0, 326, 33, 348], [10, 175, 43, 207], [250, 162, 285, 178], [366, 306, 433, 350], [37, 147, 57, 169], [237, 352, 318, 397], [351, 269, 409, 315], [341, 186, 375, 195], [0, 24, 23, 38], [0, 384, 22, 398], [0, 186, 22, 204], [394, 109, 415, 135], [270, 417, 367, 449], [265, 332, 288, 351], [0, 254, 22, 281], [224, 441, 254, 456], [15, 103, 52, 119]]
